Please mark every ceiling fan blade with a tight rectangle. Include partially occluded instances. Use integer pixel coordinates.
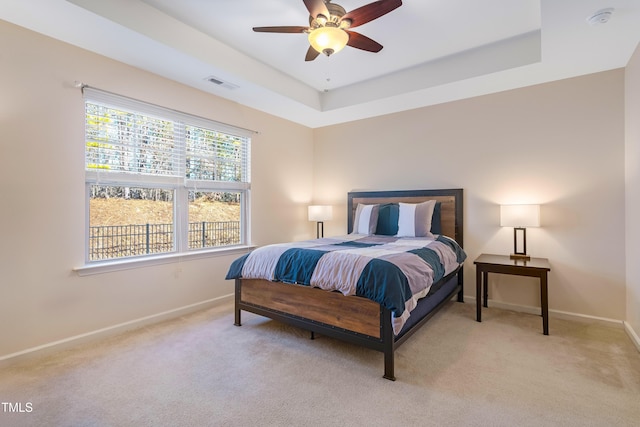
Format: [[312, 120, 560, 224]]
[[253, 26, 309, 33], [346, 31, 383, 52], [342, 0, 402, 28], [305, 46, 320, 61], [303, 0, 330, 19]]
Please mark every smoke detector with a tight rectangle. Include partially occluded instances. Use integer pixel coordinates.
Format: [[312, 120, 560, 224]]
[[586, 8, 614, 25]]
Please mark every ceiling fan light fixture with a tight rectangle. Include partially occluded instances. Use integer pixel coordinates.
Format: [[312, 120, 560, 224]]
[[308, 26, 348, 56], [339, 19, 352, 29], [253, 0, 402, 61], [316, 14, 328, 26]]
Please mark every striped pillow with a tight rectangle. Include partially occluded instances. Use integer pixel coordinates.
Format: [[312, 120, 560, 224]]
[[352, 204, 379, 234], [396, 200, 437, 237]]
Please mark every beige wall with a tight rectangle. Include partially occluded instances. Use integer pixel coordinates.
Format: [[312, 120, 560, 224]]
[[0, 20, 314, 357], [625, 43, 640, 340], [1, 17, 635, 359], [314, 70, 627, 320]]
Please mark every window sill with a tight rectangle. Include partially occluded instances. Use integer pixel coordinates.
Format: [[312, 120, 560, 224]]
[[74, 245, 255, 276]]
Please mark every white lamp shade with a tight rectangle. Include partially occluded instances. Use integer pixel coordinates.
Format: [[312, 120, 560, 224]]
[[308, 205, 333, 222], [308, 27, 348, 55], [500, 204, 540, 227]]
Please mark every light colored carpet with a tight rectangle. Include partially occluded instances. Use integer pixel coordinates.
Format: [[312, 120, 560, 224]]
[[1, 300, 639, 426]]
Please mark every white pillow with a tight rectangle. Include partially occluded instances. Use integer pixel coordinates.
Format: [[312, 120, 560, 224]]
[[353, 204, 379, 234], [396, 200, 437, 237]]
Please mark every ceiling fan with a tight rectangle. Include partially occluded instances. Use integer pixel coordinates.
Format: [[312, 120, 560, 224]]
[[253, 0, 403, 61]]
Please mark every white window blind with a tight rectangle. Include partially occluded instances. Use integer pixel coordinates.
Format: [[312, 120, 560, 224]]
[[83, 87, 251, 189], [83, 87, 252, 263], [85, 102, 185, 179]]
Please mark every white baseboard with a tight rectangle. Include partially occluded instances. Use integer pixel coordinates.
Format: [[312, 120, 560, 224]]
[[463, 295, 624, 329], [0, 294, 234, 367], [624, 321, 640, 352]]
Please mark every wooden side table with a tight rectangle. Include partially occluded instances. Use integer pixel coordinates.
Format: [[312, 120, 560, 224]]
[[474, 254, 551, 335]]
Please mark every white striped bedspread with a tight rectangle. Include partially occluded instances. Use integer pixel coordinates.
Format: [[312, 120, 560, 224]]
[[226, 234, 467, 334]]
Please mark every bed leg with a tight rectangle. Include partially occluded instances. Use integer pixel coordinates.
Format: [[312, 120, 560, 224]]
[[383, 351, 396, 381], [310, 331, 315, 340], [457, 269, 464, 303], [382, 308, 396, 381], [234, 279, 242, 326]]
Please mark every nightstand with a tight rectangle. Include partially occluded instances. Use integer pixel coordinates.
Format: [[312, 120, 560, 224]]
[[474, 253, 551, 335]]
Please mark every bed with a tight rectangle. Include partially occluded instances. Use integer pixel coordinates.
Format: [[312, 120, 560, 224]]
[[226, 188, 466, 380]]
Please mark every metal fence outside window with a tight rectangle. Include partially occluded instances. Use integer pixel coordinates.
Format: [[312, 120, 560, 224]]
[[89, 221, 240, 261], [188, 221, 241, 249]]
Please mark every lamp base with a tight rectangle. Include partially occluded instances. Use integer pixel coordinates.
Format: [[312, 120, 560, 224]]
[[510, 253, 531, 261]]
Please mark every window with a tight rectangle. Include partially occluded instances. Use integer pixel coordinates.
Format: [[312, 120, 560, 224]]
[[84, 87, 251, 262]]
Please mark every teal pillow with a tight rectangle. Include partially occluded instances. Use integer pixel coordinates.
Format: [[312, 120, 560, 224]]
[[431, 202, 442, 235], [376, 203, 399, 235]]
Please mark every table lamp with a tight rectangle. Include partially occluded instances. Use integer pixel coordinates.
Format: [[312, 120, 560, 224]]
[[308, 205, 333, 238], [500, 204, 540, 260]]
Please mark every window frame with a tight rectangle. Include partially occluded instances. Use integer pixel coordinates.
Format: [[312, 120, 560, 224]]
[[81, 87, 252, 270]]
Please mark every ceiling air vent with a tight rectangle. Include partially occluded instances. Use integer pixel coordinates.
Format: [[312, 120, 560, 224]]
[[204, 75, 239, 90]]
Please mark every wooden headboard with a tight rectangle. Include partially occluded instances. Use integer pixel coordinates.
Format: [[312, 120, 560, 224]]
[[347, 189, 464, 247]]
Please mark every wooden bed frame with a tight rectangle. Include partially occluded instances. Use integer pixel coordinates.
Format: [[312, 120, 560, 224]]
[[234, 188, 464, 380]]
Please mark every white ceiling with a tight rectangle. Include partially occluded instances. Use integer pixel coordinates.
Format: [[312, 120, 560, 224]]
[[1, 0, 639, 128]]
